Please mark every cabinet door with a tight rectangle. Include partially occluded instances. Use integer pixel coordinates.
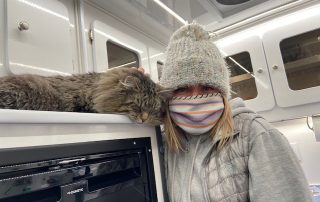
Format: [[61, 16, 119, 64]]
[[91, 20, 148, 73], [7, 0, 73, 75], [217, 36, 275, 112], [148, 49, 164, 82], [263, 9, 320, 107]]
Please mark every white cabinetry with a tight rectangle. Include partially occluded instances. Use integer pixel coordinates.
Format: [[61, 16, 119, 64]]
[[216, 4, 320, 121], [263, 9, 320, 108], [6, 0, 73, 75], [217, 36, 275, 112]]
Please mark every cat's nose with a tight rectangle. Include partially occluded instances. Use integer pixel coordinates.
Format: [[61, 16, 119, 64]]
[[141, 112, 149, 122], [136, 118, 143, 124]]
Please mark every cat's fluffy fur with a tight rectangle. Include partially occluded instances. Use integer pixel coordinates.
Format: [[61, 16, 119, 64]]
[[0, 67, 171, 125]]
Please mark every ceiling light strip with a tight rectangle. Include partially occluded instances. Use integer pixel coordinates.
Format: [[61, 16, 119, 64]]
[[209, 0, 315, 36], [153, 0, 187, 25]]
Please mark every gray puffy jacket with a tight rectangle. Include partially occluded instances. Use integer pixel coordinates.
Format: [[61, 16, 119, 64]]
[[164, 98, 313, 202]]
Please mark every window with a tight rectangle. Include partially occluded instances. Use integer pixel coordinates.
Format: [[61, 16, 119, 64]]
[[157, 61, 163, 80], [225, 52, 258, 100], [280, 28, 320, 90], [107, 41, 139, 69]]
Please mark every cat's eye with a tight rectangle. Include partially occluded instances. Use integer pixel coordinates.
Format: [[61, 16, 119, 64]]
[[135, 107, 141, 112]]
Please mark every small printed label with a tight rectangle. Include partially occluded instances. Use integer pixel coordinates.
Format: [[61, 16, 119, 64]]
[[67, 188, 84, 195]]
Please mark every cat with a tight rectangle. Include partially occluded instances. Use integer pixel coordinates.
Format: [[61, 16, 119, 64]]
[[0, 67, 172, 125]]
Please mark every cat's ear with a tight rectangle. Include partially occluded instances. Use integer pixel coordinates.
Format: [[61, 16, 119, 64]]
[[156, 85, 173, 101], [120, 75, 141, 91]]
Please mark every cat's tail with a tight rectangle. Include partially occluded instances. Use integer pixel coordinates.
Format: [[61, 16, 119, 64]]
[[0, 75, 66, 111], [0, 83, 22, 109]]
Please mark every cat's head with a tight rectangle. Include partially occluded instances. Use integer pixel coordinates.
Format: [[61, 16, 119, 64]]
[[93, 68, 172, 125]]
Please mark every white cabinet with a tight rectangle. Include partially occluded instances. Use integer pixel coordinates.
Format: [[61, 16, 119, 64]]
[[215, 4, 320, 119], [262, 7, 320, 108], [0, 109, 165, 202], [216, 36, 275, 112], [91, 20, 148, 73], [6, 0, 73, 75]]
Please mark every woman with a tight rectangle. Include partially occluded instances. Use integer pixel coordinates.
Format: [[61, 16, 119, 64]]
[[140, 23, 313, 202]]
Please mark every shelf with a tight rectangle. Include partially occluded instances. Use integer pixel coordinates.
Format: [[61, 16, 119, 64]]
[[284, 54, 320, 73], [230, 73, 253, 84], [0, 109, 133, 124]]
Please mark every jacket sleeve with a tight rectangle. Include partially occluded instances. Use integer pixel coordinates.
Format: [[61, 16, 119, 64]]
[[248, 128, 314, 202]]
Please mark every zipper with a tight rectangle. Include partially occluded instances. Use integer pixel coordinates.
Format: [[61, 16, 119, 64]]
[[201, 166, 211, 202]]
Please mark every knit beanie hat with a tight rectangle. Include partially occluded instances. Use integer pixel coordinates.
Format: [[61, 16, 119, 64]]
[[159, 23, 230, 98]]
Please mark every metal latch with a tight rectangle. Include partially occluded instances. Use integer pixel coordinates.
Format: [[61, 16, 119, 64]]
[[58, 157, 86, 165], [312, 115, 320, 142], [89, 29, 94, 43]]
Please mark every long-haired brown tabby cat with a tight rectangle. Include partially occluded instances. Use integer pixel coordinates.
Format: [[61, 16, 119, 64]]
[[0, 67, 171, 125]]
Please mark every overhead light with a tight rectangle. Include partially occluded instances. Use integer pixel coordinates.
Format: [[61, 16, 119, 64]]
[[18, 0, 75, 27], [216, 0, 250, 5], [214, 3, 320, 47], [213, 0, 318, 37], [153, 0, 187, 25], [18, 0, 69, 22], [9, 62, 71, 76]]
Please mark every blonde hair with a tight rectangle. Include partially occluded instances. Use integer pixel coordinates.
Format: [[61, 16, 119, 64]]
[[164, 96, 234, 151]]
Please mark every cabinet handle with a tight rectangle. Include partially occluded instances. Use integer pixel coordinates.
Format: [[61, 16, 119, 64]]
[[272, 65, 278, 70], [18, 21, 29, 31], [257, 68, 263, 73]]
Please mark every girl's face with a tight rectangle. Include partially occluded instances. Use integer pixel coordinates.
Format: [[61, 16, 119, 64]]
[[173, 85, 218, 97], [169, 85, 224, 135]]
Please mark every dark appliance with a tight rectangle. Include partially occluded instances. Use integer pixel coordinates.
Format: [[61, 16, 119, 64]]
[[0, 137, 159, 202]]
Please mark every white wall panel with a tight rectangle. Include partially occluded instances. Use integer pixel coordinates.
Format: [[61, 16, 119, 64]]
[[273, 119, 320, 184]]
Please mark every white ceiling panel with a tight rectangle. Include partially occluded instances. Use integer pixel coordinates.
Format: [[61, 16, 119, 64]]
[[86, 0, 317, 44]]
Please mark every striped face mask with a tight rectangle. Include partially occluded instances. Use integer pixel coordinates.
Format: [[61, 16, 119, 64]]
[[169, 93, 224, 135]]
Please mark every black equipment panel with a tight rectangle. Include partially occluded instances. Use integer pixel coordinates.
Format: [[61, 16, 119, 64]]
[[0, 138, 158, 202]]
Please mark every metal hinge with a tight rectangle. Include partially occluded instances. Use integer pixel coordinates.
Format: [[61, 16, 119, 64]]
[[89, 29, 94, 43]]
